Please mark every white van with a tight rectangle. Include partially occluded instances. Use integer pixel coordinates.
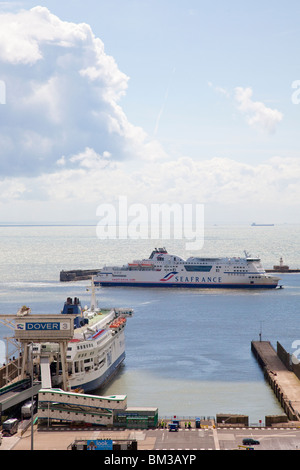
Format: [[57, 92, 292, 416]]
[[21, 400, 36, 419], [2, 418, 18, 436]]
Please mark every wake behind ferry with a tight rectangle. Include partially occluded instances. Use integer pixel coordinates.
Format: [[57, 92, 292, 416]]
[[94, 248, 280, 289]]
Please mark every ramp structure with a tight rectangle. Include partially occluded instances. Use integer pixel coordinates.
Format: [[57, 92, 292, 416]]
[[38, 388, 127, 427], [40, 357, 52, 389]]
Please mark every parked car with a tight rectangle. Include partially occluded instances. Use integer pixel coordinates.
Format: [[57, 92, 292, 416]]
[[243, 438, 260, 445]]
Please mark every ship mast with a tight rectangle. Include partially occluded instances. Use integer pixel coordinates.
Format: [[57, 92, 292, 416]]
[[90, 276, 97, 311]]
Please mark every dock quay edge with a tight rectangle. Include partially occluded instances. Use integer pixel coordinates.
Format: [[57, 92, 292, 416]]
[[251, 340, 300, 422]]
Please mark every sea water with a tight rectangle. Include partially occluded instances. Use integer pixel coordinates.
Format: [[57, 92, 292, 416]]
[[0, 224, 299, 424]]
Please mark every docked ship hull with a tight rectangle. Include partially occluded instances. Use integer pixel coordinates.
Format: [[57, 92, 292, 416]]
[[65, 309, 130, 393], [34, 295, 133, 394], [70, 350, 126, 394]]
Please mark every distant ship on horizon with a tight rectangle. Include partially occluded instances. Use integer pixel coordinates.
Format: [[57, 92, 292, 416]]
[[251, 222, 274, 226]]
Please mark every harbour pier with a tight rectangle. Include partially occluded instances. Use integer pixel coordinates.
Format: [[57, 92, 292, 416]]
[[60, 269, 99, 281], [251, 340, 300, 422]]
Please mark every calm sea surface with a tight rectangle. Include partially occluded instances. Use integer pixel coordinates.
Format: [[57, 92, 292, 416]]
[[0, 224, 300, 424]]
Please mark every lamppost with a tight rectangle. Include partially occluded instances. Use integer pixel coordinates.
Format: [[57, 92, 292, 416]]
[[29, 342, 34, 451]]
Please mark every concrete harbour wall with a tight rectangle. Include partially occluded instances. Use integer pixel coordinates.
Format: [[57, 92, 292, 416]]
[[251, 340, 300, 421]]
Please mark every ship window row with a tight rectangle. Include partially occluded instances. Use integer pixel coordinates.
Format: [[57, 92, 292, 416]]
[[72, 351, 95, 360], [228, 273, 247, 275], [189, 262, 210, 265], [228, 272, 248, 275], [76, 343, 93, 350], [66, 345, 94, 352], [40, 392, 120, 404], [249, 275, 261, 278], [227, 266, 247, 270], [47, 410, 110, 418]]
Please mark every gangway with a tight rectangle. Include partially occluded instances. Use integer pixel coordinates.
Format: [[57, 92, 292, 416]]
[[0, 379, 41, 414], [38, 388, 128, 427], [0, 312, 76, 391], [40, 357, 52, 389]]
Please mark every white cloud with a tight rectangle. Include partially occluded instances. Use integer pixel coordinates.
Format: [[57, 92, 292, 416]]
[[0, 177, 26, 200], [0, 6, 96, 65], [208, 81, 230, 98], [0, 6, 166, 178], [0, 6, 297, 224], [69, 147, 113, 170], [234, 87, 283, 133], [0, 154, 299, 222]]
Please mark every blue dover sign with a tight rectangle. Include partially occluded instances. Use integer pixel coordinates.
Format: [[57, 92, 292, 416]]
[[14, 316, 73, 340], [25, 322, 60, 330]]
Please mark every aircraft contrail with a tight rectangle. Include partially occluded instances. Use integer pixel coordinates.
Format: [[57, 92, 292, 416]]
[[153, 67, 176, 137]]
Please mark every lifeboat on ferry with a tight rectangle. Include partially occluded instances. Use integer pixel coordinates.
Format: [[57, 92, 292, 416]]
[[109, 317, 127, 329]]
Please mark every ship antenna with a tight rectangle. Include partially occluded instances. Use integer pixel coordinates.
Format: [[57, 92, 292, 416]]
[[90, 276, 97, 311]]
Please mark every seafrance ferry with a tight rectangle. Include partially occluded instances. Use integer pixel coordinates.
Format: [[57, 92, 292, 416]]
[[94, 248, 280, 289], [32, 283, 133, 393]]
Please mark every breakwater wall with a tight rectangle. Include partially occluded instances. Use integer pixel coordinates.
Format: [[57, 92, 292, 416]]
[[251, 340, 300, 421], [265, 269, 300, 273], [60, 269, 99, 282]]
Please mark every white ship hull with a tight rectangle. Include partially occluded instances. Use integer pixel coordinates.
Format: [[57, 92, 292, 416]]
[[95, 248, 280, 289], [67, 327, 126, 393], [66, 308, 130, 393], [35, 297, 132, 394]]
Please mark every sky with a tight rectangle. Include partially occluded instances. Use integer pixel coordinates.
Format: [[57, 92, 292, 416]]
[[0, 0, 299, 225]]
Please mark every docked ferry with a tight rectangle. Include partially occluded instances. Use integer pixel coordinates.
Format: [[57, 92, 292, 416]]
[[33, 284, 133, 393], [94, 248, 280, 289]]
